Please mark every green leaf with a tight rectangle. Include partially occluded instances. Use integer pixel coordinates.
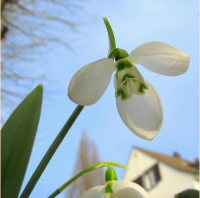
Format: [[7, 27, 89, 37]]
[[1, 84, 43, 198], [103, 17, 116, 59], [175, 189, 199, 198]]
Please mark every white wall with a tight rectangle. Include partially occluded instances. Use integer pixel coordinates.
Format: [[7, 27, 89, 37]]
[[123, 149, 157, 181], [123, 148, 199, 198], [194, 178, 199, 190], [149, 162, 198, 198]]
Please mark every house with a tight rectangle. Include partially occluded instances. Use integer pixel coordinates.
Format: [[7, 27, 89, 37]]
[[123, 147, 199, 198]]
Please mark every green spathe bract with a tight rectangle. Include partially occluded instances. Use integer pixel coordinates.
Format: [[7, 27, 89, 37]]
[[1, 84, 43, 198], [103, 17, 116, 60]]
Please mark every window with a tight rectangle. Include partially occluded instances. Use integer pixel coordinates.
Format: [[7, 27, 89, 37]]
[[133, 164, 161, 191], [143, 168, 157, 190]]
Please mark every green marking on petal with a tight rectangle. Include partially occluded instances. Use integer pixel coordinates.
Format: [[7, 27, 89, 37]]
[[105, 181, 114, 194], [138, 83, 148, 94], [117, 59, 133, 72], [117, 89, 127, 100], [121, 74, 135, 83], [115, 61, 149, 98]]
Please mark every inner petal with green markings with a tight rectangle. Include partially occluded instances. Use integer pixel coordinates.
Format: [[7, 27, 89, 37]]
[[114, 58, 149, 101]]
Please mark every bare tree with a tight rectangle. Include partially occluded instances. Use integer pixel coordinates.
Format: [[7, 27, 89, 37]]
[[1, 0, 91, 121], [66, 132, 105, 198]]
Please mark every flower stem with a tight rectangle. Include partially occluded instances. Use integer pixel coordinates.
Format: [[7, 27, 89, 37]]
[[19, 105, 84, 198], [48, 161, 129, 198]]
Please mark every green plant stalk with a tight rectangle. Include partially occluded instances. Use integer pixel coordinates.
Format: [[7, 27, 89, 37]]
[[48, 161, 129, 198], [19, 105, 84, 198]]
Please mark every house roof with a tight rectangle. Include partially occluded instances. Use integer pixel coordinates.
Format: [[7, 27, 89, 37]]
[[134, 147, 199, 174]]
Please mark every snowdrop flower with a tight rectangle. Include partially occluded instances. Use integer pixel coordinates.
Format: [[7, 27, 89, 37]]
[[68, 42, 190, 140], [80, 167, 148, 198]]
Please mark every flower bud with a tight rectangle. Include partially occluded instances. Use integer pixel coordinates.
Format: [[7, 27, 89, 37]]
[[105, 167, 118, 182]]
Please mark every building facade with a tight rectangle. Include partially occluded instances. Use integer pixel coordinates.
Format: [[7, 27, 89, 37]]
[[123, 147, 199, 198]]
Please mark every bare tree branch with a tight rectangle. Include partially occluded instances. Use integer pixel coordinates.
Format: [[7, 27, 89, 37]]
[[15, 2, 77, 28], [1, 0, 92, 123]]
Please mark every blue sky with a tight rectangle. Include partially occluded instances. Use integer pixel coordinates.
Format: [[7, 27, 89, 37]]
[[11, 0, 199, 197]]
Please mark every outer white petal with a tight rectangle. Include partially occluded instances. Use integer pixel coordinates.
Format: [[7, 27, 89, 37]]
[[80, 185, 106, 198], [128, 42, 190, 76], [112, 181, 149, 198], [68, 58, 116, 106], [116, 80, 163, 140], [105, 193, 120, 198]]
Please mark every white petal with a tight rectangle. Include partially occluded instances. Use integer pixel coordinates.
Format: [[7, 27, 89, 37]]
[[129, 42, 190, 76], [105, 193, 120, 198], [80, 185, 106, 198], [112, 181, 149, 198], [116, 80, 163, 140], [68, 58, 116, 106]]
